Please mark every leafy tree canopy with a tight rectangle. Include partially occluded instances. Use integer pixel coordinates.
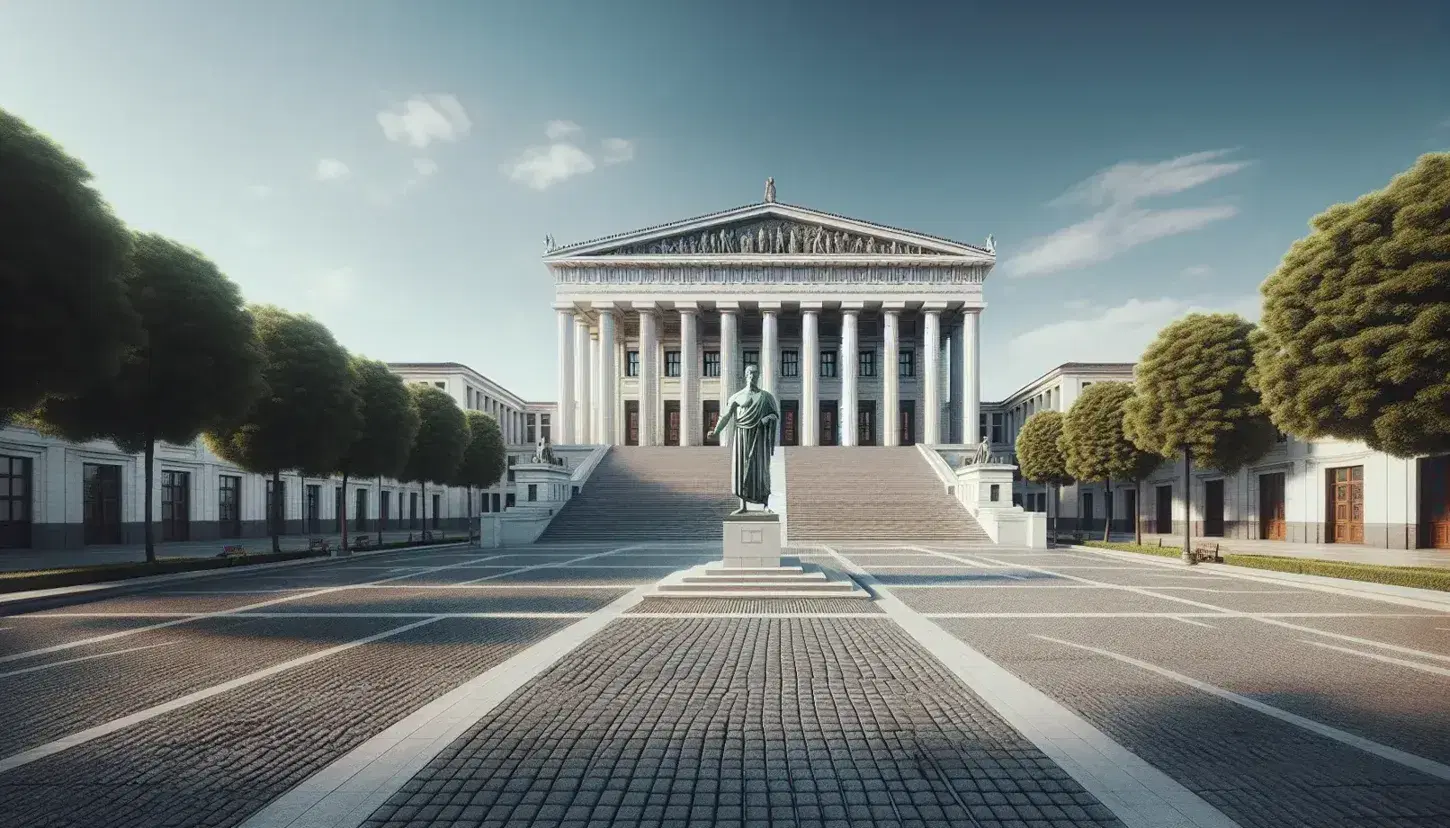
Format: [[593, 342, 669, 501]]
[[1061, 382, 1161, 483], [205, 305, 361, 475], [1124, 313, 1277, 473], [1015, 410, 1073, 486], [456, 411, 507, 490], [1, 107, 140, 423], [1255, 152, 1450, 457], [401, 384, 468, 486], [29, 234, 263, 451], [341, 358, 420, 480]]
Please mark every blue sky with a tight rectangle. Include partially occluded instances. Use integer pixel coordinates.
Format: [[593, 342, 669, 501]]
[[3, 0, 1446, 401]]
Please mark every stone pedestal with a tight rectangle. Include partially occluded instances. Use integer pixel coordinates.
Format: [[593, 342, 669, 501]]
[[723, 511, 782, 569]]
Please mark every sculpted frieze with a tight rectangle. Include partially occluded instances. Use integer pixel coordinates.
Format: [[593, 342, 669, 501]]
[[553, 265, 986, 286], [600, 218, 945, 256]]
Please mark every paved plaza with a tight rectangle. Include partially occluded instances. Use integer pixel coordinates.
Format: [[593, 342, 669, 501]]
[[2, 541, 1450, 828]]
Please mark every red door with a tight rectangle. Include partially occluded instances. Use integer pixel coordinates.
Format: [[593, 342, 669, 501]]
[[624, 400, 639, 446]]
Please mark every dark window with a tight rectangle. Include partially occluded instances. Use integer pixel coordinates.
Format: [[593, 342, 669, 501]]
[[820, 350, 837, 378], [83, 463, 123, 545], [431, 494, 440, 528], [899, 349, 915, 378], [481, 494, 490, 513], [355, 487, 368, 531], [0, 455, 33, 549], [161, 470, 190, 542], [506, 493, 516, 508], [703, 351, 721, 377], [665, 350, 681, 377], [528, 483, 538, 501], [781, 349, 799, 377], [540, 414, 551, 443], [858, 350, 875, 377], [409, 492, 419, 529], [218, 475, 241, 539], [743, 350, 759, 370], [266, 479, 286, 536], [990, 484, 1001, 502], [381, 490, 392, 528], [625, 351, 640, 377], [526, 415, 537, 445], [980, 414, 989, 443], [990, 413, 1005, 444], [328, 485, 338, 532]]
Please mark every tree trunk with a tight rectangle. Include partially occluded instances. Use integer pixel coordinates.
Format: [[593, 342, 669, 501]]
[[1182, 446, 1194, 565], [1134, 477, 1143, 546], [271, 468, 282, 554], [1052, 483, 1061, 544], [1102, 476, 1113, 543], [339, 472, 349, 555], [378, 476, 385, 546], [143, 435, 156, 564]]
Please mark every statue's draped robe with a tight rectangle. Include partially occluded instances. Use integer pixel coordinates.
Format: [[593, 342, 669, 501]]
[[726, 387, 779, 505]]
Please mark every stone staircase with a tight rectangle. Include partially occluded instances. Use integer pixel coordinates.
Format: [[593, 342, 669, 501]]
[[538, 447, 737, 542], [785, 447, 993, 543]]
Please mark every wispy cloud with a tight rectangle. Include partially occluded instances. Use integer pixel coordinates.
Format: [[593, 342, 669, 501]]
[[1006, 150, 1249, 278], [1180, 264, 1214, 279], [501, 123, 636, 191], [314, 158, 351, 182], [377, 94, 472, 148]]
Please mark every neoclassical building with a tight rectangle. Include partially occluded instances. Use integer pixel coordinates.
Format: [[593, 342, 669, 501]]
[[547, 183, 996, 449]]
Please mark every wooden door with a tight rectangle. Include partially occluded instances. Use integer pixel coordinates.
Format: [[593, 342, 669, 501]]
[[1079, 492, 1094, 534], [899, 400, 916, 446], [1329, 466, 1364, 543], [161, 470, 190, 542], [0, 455, 33, 549], [820, 400, 838, 446], [1419, 457, 1450, 549], [703, 400, 720, 446], [1155, 485, 1172, 534], [780, 400, 799, 446], [1203, 479, 1225, 537], [664, 401, 681, 446], [1124, 489, 1137, 535], [624, 400, 640, 446], [857, 401, 877, 446], [1259, 472, 1286, 540], [84, 463, 122, 545]]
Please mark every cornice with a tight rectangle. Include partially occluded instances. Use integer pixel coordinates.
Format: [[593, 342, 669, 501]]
[[548, 254, 986, 269]]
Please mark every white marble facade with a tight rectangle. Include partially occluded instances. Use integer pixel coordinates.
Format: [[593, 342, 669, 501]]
[[546, 196, 995, 448]]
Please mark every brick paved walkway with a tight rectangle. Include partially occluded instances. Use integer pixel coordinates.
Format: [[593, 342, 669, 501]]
[[1, 540, 1448, 827]]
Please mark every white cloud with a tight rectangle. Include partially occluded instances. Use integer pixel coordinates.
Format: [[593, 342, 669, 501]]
[[546, 120, 581, 140], [1007, 150, 1249, 278], [503, 143, 596, 190], [314, 158, 351, 182], [246, 184, 272, 199], [1180, 264, 1214, 279], [600, 137, 635, 165], [991, 293, 1261, 398], [413, 157, 438, 176], [377, 94, 472, 148], [308, 267, 355, 304]]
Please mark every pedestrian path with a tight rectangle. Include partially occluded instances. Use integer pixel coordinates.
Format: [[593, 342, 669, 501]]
[[1129, 532, 1450, 569]]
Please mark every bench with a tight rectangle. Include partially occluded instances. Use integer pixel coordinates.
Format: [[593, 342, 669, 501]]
[[307, 538, 331, 553], [218, 545, 247, 558], [351, 535, 373, 550], [1189, 543, 1223, 564]]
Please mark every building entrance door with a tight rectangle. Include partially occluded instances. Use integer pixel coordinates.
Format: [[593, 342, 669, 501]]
[[1259, 472, 1286, 540], [1204, 479, 1225, 537], [1124, 488, 1137, 537], [780, 400, 799, 446], [1329, 466, 1364, 543], [161, 470, 190, 542], [1418, 456, 1450, 549], [819, 400, 838, 446], [1154, 485, 1172, 535], [664, 401, 681, 446], [624, 400, 640, 446], [857, 400, 877, 446], [703, 400, 720, 446], [84, 463, 123, 545], [898, 400, 916, 446]]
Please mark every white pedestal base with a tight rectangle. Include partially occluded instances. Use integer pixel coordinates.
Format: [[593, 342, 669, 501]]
[[652, 512, 870, 600], [723, 512, 782, 569]]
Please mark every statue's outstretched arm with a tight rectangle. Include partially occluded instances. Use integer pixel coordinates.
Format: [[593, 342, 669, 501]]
[[711, 401, 736, 437]]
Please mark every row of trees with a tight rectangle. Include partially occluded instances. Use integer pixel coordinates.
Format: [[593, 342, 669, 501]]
[[3, 107, 507, 561], [1016, 152, 1449, 564]]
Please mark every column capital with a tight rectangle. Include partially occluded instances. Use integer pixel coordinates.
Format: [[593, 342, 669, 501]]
[[882, 300, 908, 312], [839, 300, 866, 312], [553, 301, 577, 312], [800, 301, 824, 312], [717, 300, 741, 312], [922, 301, 949, 312], [675, 300, 700, 313], [758, 300, 783, 312], [591, 302, 619, 315]]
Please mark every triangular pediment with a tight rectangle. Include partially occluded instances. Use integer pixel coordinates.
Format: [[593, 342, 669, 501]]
[[546, 202, 991, 259]]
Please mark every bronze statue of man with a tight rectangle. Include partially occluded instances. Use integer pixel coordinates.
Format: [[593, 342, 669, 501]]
[[710, 364, 780, 513]]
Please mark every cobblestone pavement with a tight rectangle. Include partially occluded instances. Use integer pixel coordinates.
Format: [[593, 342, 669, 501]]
[[3, 540, 1450, 827]]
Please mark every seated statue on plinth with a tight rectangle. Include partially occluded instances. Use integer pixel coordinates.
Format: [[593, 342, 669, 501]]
[[710, 364, 780, 513], [533, 436, 555, 465]]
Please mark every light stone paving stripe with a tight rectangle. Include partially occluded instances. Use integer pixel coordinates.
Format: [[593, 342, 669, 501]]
[[0, 640, 180, 679], [236, 585, 657, 828], [452, 545, 645, 584], [1035, 634, 1450, 783], [826, 546, 1242, 828], [0, 617, 442, 775], [0, 552, 509, 665], [1300, 639, 1450, 678], [904, 545, 997, 567]]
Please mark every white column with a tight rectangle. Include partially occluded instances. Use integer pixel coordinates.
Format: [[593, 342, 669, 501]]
[[719, 303, 740, 402], [595, 306, 617, 445], [801, 303, 820, 447], [680, 303, 699, 446], [760, 302, 780, 395], [555, 306, 576, 444], [840, 304, 860, 447], [589, 330, 601, 443], [574, 315, 591, 445], [923, 305, 943, 445], [883, 306, 900, 447], [635, 302, 658, 447], [964, 308, 981, 445]]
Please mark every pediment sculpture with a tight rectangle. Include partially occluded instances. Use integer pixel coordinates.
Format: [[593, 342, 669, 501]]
[[600, 219, 941, 256]]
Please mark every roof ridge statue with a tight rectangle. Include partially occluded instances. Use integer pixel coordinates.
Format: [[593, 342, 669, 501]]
[[709, 363, 780, 513], [764, 176, 776, 204]]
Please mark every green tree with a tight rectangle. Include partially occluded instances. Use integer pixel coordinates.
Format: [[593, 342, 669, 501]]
[[455, 411, 508, 528], [28, 235, 263, 562], [1124, 313, 1277, 563], [1015, 410, 1073, 541], [1255, 152, 1450, 458], [1060, 382, 1161, 543], [1, 107, 141, 424], [340, 358, 420, 549], [401, 384, 467, 537], [206, 306, 361, 553]]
